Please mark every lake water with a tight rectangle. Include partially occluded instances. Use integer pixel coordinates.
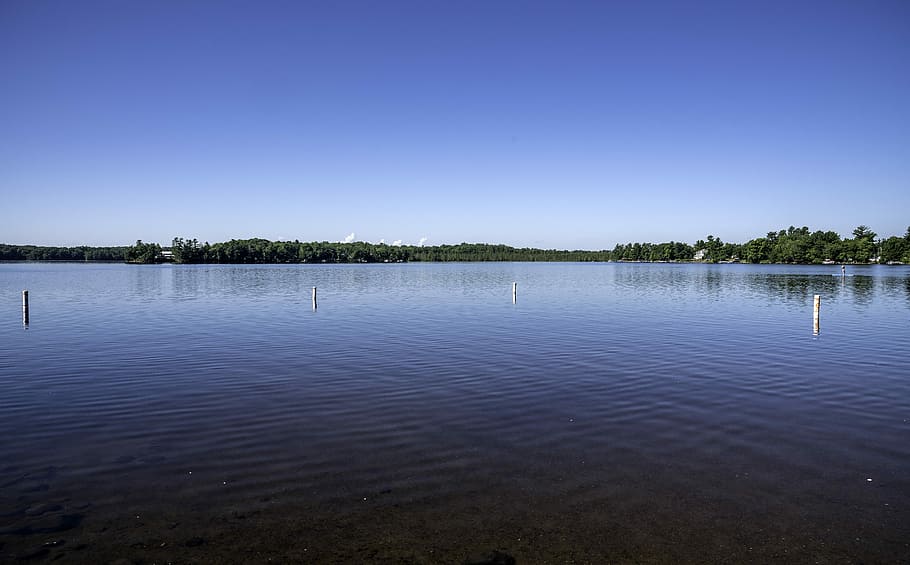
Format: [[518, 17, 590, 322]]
[[1, 262, 908, 563]]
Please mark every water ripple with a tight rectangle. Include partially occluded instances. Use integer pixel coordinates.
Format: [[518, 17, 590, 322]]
[[2, 262, 909, 561]]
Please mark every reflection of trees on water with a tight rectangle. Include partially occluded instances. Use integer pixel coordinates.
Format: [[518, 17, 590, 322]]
[[171, 265, 204, 299], [701, 268, 724, 295], [170, 265, 311, 300], [610, 265, 701, 302], [742, 274, 845, 306], [680, 270, 910, 309], [841, 275, 910, 308], [607, 266, 910, 310], [129, 264, 168, 299], [880, 276, 910, 308], [742, 273, 909, 309], [136, 263, 910, 310], [849, 275, 875, 306]]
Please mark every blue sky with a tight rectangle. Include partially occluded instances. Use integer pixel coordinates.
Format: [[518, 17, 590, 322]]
[[2, 0, 908, 249]]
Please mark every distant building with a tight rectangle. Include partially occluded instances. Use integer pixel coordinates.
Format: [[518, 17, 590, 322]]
[[694, 249, 707, 261]]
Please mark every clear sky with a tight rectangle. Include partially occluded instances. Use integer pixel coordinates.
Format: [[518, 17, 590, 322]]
[[1, 0, 908, 249]]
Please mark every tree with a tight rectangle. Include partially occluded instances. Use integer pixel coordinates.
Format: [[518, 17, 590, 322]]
[[881, 236, 910, 263], [171, 237, 205, 263], [701, 235, 724, 263], [742, 238, 767, 263], [849, 225, 877, 263], [126, 240, 162, 263], [852, 225, 876, 240]]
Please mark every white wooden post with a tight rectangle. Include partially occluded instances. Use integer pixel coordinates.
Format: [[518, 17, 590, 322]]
[[813, 294, 820, 335]]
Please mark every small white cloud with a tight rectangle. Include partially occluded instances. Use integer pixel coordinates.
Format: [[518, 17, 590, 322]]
[[392, 239, 402, 246], [378, 238, 385, 244], [418, 237, 428, 247], [343, 232, 355, 243]]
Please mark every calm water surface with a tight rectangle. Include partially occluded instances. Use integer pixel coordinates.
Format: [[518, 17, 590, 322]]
[[1, 262, 909, 563]]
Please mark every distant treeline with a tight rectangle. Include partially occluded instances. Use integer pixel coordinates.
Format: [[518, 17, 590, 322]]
[[0, 244, 128, 262], [4, 224, 909, 265], [129, 238, 612, 264], [615, 225, 910, 264]]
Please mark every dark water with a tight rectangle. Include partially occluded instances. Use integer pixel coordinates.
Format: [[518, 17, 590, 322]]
[[1, 262, 908, 564]]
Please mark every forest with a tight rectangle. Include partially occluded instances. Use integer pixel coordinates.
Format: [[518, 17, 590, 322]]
[[134, 225, 910, 264], [3, 225, 909, 265], [612, 225, 910, 264], [0, 244, 128, 262]]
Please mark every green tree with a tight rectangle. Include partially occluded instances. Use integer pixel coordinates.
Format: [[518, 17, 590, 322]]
[[852, 225, 877, 240], [880, 236, 908, 264], [702, 235, 724, 263], [850, 225, 877, 263], [126, 240, 162, 263], [171, 237, 205, 263], [742, 237, 770, 263]]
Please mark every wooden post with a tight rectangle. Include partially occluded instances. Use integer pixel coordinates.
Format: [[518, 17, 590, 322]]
[[813, 294, 820, 335], [512, 282, 517, 304], [22, 290, 29, 326], [312, 286, 317, 310]]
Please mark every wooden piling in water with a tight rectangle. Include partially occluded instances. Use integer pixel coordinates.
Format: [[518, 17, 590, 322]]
[[813, 294, 820, 335], [512, 282, 517, 303], [312, 286, 317, 310], [22, 290, 29, 326]]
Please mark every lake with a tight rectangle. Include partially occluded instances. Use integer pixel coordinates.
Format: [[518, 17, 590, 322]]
[[1, 262, 908, 563]]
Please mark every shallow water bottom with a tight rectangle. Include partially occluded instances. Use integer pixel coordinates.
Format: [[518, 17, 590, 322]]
[[2, 447, 907, 564]]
